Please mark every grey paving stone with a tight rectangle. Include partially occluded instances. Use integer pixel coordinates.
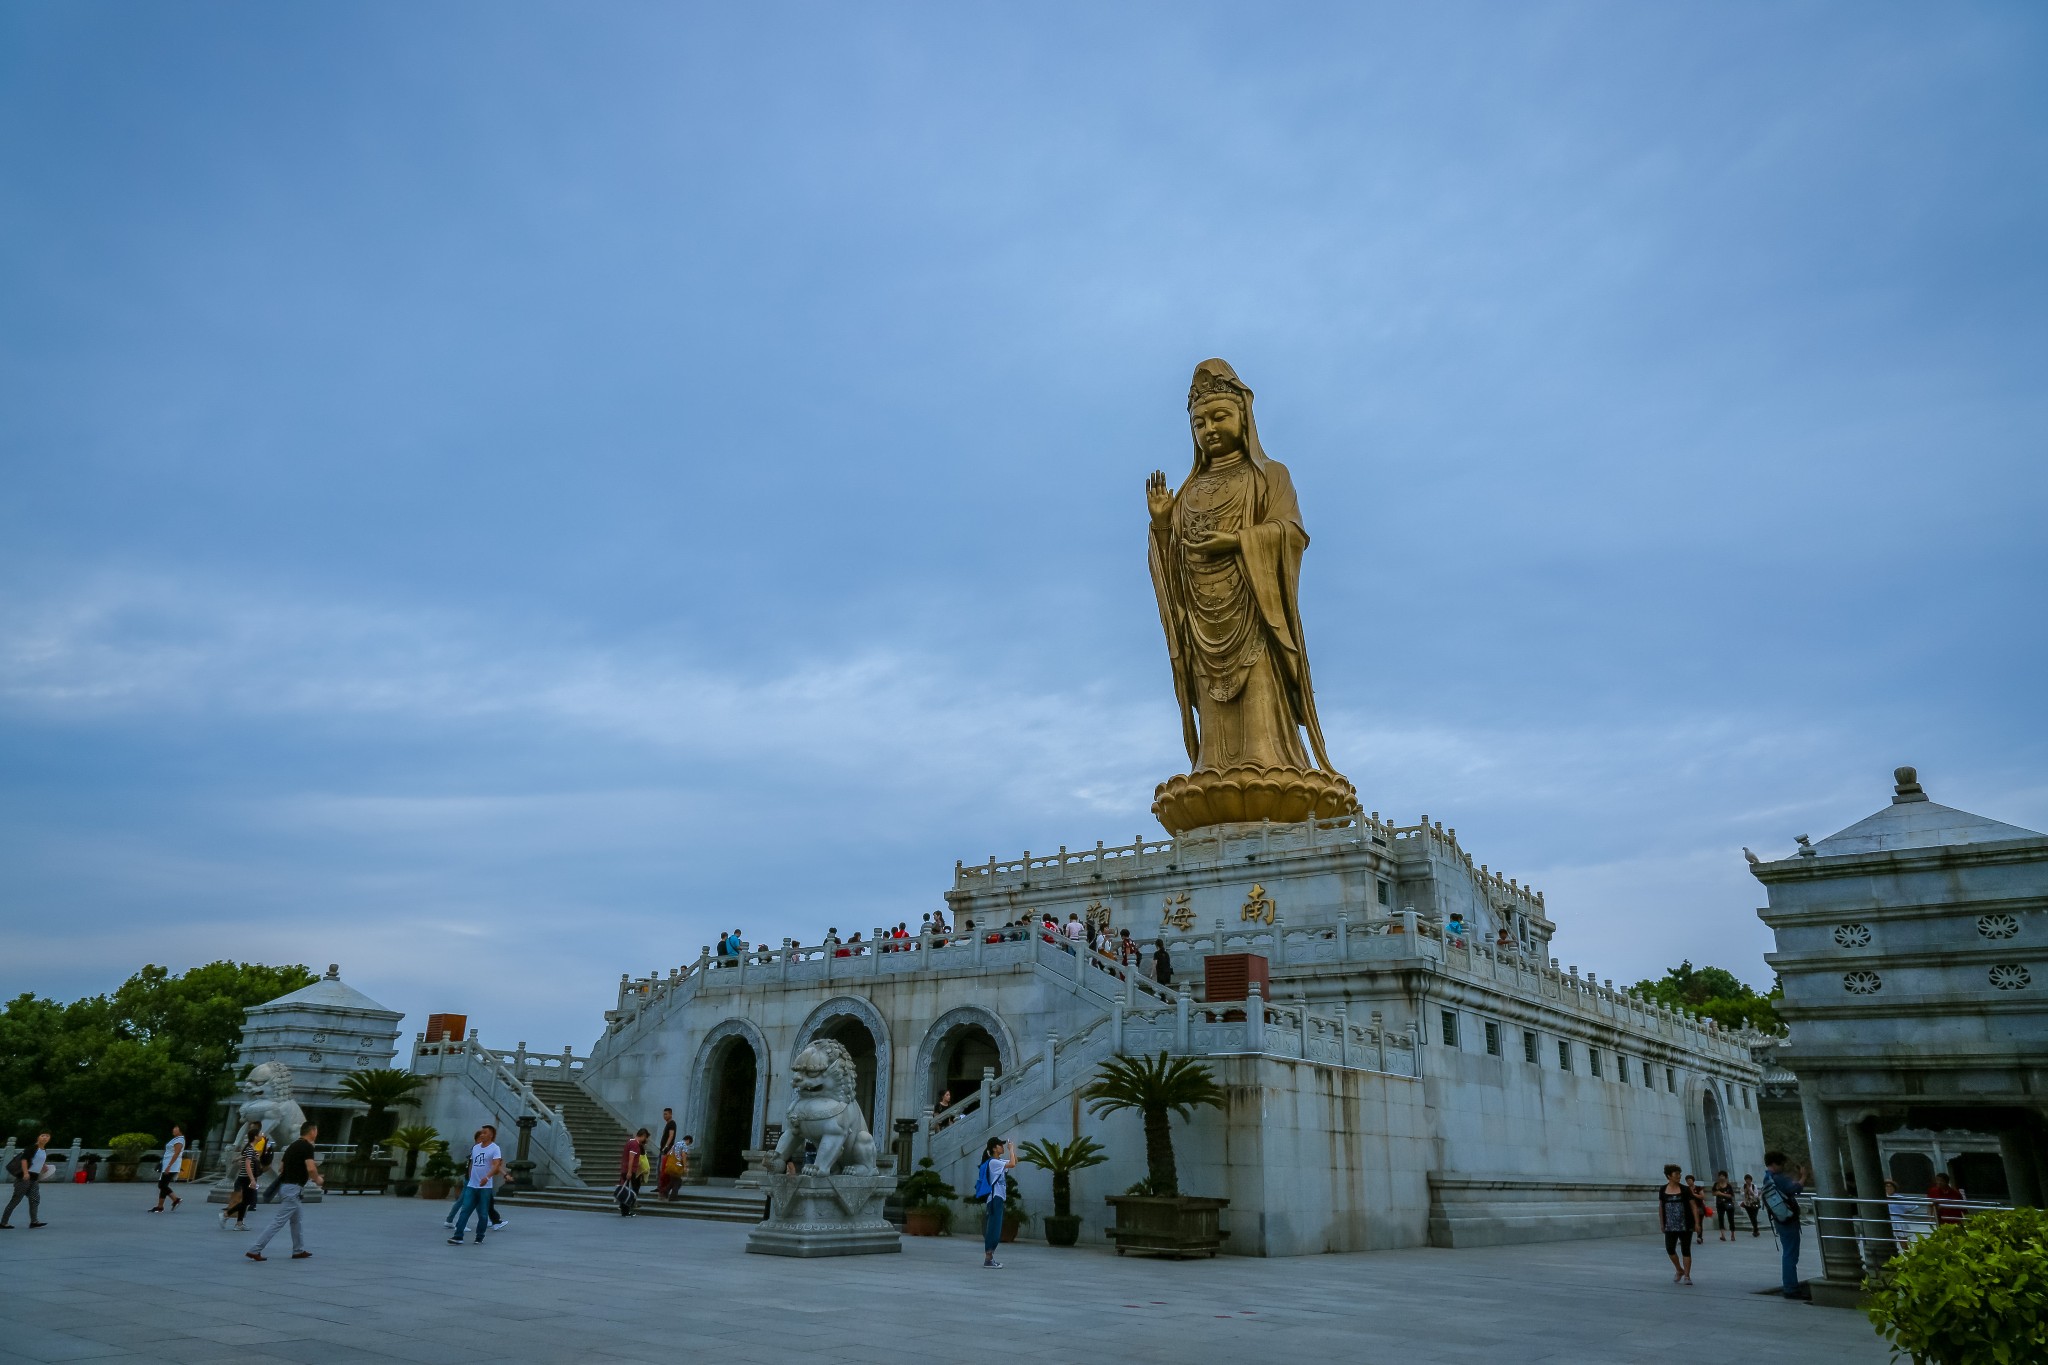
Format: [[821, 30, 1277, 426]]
[[0, 1185, 1892, 1365]]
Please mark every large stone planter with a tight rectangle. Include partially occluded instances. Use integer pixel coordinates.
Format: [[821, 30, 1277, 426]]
[[417, 1178, 453, 1201], [1104, 1195, 1229, 1258], [903, 1207, 945, 1237], [1044, 1213, 1082, 1247], [106, 1162, 140, 1183]]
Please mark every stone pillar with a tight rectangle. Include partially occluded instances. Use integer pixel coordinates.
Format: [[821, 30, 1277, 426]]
[[1336, 910, 1350, 962], [890, 1118, 918, 1181], [1998, 1126, 2043, 1207], [1799, 1091, 1859, 1285], [507, 1114, 539, 1193], [1111, 999, 1125, 1056], [1846, 1117, 1888, 1271], [1337, 1003, 1350, 1068], [1175, 982, 1191, 1053], [1246, 981, 1265, 1052], [1045, 1030, 1060, 1088], [981, 1067, 997, 1130], [514, 1041, 528, 1081]]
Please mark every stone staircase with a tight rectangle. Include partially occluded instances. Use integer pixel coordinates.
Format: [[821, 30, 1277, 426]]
[[519, 1075, 768, 1225], [508, 1181, 768, 1223], [525, 1076, 634, 1187]]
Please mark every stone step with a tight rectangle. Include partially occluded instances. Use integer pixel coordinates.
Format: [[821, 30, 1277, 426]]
[[508, 1185, 766, 1224]]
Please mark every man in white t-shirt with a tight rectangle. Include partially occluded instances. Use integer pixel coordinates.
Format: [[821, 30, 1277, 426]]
[[448, 1124, 504, 1245], [3, 1131, 53, 1228], [152, 1126, 186, 1212]]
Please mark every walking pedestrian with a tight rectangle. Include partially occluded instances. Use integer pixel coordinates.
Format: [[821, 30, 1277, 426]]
[[1152, 940, 1173, 987], [151, 1125, 186, 1213], [1760, 1150, 1809, 1300], [448, 1125, 504, 1245], [1658, 1163, 1694, 1285], [657, 1109, 678, 1197], [976, 1137, 1015, 1269], [1712, 1170, 1735, 1241], [221, 1122, 262, 1230], [2, 1131, 52, 1229], [1683, 1174, 1709, 1245], [616, 1129, 648, 1215], [245, 1122, 322, 1262], [1740, 1173, 1761, 1236]]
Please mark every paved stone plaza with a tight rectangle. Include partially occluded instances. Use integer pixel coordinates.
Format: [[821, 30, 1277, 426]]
[[0, 1186, 1886, 1365]]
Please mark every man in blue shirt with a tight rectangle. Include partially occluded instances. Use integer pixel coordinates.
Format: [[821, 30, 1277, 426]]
[[1761, 1151, 1810, 1299]]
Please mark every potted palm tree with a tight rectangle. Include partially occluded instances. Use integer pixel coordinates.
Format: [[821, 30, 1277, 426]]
[[383, 1124, 440, 1198], [337, 1068, 424, 1191], [899, 1157, 956, 1236], [1019, 1135, 1107, 1247], [1083, 1052, 1229, 1258], [417, 1143, 457, 1201]]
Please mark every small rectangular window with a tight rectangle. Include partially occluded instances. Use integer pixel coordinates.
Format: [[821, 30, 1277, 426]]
[[1589, 1050, 1603, 1079], [1522, 1030, 1539, 1064], [1440, 1010, 1460, 1048], [1484, 1021, 1501, 1056], [1377, 879, 1391, 906], [1616, 1055, 1629, 1084], [1666, 1066, 1678, 1093], [1557, 1039, 1572, 1071]]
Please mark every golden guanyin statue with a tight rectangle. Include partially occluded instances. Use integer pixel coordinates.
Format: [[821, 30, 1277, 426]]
[[1146, 359, 1359, 833]]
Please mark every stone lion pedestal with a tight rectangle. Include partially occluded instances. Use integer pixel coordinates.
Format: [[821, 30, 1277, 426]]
[[744, 1169, 901, 1258], [742, 1037, 902, 1257]]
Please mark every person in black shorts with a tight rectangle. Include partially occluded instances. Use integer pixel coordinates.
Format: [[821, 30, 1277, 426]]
[[1658, 1163, 1695, 1285]]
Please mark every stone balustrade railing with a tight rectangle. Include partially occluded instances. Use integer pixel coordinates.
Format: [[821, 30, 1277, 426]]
[[951, 811, 1548, 917], [408, 1036, 582, 1186]]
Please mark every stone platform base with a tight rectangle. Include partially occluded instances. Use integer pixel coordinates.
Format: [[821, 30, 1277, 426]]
[[744, 1172, 900, 1257], [1426, 1174, 1649, 1247]]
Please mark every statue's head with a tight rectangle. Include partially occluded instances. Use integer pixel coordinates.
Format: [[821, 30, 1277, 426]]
[[789, 1039, 860, 1103], [1187, 358, 1253, 464], [245, 1061, 293, 1098]]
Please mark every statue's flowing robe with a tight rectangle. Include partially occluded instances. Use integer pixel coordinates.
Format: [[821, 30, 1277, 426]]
[[1148, 434, 1336, 775]]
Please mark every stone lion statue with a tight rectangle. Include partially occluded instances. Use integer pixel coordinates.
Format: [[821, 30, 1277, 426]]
[[773, 1039, 877, 1175], [237, 1061, 309, 1151]]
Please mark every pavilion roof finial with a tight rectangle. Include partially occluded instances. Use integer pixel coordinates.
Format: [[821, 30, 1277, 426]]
[[1892, 766, 1928, 804]]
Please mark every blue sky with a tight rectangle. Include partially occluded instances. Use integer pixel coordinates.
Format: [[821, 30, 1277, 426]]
[[3, 3, 2044, 1054]]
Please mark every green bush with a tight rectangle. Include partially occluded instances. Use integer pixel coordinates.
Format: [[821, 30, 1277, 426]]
[[420, 1144, 458, 1182], [1865, 1207, 2048, 1365], [107, 1132, 156, 1156]]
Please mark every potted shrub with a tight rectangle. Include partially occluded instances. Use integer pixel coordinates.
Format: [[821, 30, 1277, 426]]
[[1865, 1207, 2048, 1364], [106, 1133, 156, 1183], [1020, 1135, 1108, 1247], [998, 1181, 1029, 1243], [899, 1157, 956, 1236], [383, 1124, 440, 1198], [1084, 1051, 1229, 1258], [416, 1143, 457, 1201]]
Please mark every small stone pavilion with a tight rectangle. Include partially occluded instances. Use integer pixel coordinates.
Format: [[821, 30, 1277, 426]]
[[1752, 767, 2048, 1285], [210, 964, 403, 1162]]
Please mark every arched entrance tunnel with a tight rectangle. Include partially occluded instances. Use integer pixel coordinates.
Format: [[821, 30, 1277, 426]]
[[930, 1022, 1001, 1107], [814, 1017, 879, 1127], [704, 1037, 759, 1179]]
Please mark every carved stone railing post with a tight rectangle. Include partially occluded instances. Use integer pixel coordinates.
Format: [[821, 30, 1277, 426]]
[[1246, 981, 1265, 1052], [1046, 1030, 1060, 1088], [1337, 1003, 1350, 1068], [1297, 993, 1310, 1059], [1272, 916, 1287, 969], [1111, 998, 1125, 1056], [1175, 982, 1192, 1053], [981, 1067, 997, 1130], [1336, 909, 1350, 961], [514, 1041, 528, 1081], [1372, 1010, 1386, 1072]]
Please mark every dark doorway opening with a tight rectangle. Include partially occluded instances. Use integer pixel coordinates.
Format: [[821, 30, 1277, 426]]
[[1952, 1151, 2010, 1201], [1702, 1090, 1730, 1176], [816, 1018, 879, 1126], [934, 1025, 1001, 1106], [706, 1039, 758, 1179]]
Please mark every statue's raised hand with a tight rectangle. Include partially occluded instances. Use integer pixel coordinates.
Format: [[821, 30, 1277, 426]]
[[1146, 470, 1174, 526]]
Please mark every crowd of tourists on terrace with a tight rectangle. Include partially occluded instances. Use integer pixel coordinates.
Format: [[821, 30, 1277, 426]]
[[702, 911, 1180, 983]]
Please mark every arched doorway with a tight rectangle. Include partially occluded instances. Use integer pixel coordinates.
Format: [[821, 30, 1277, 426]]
[[792, 997, 892, 1130], [1702, 1088, 1730, 1176], [704, 1035, 759, 1180], [917, 1007, 1015, 1109], [814, 1017, 879, 1127]]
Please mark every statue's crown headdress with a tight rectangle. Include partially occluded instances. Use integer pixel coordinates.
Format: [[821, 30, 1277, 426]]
[[1187, 358, 1251, 409]]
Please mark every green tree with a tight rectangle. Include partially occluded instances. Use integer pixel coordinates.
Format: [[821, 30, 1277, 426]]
[[384, 1124, 442, 1180], [1631, 960, 1783, 1033], [1865, 1207, 2048, 1364], [337, 1069, 426, 1157], [0, 960, 314, 1145], [1082, 1052, 1225, 1197]]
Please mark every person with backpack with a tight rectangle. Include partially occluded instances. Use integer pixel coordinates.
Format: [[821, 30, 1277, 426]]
[[2, 1131, 52, 1229], [1657, 1163, 1694, 1285], [1760, 1150, 1809, 1300], [221, 1122, 263, 1231], [975, 1137, 1016, 1269], [616, 1130, 648, 1216], [1740, 1174, 1761, 1237]]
